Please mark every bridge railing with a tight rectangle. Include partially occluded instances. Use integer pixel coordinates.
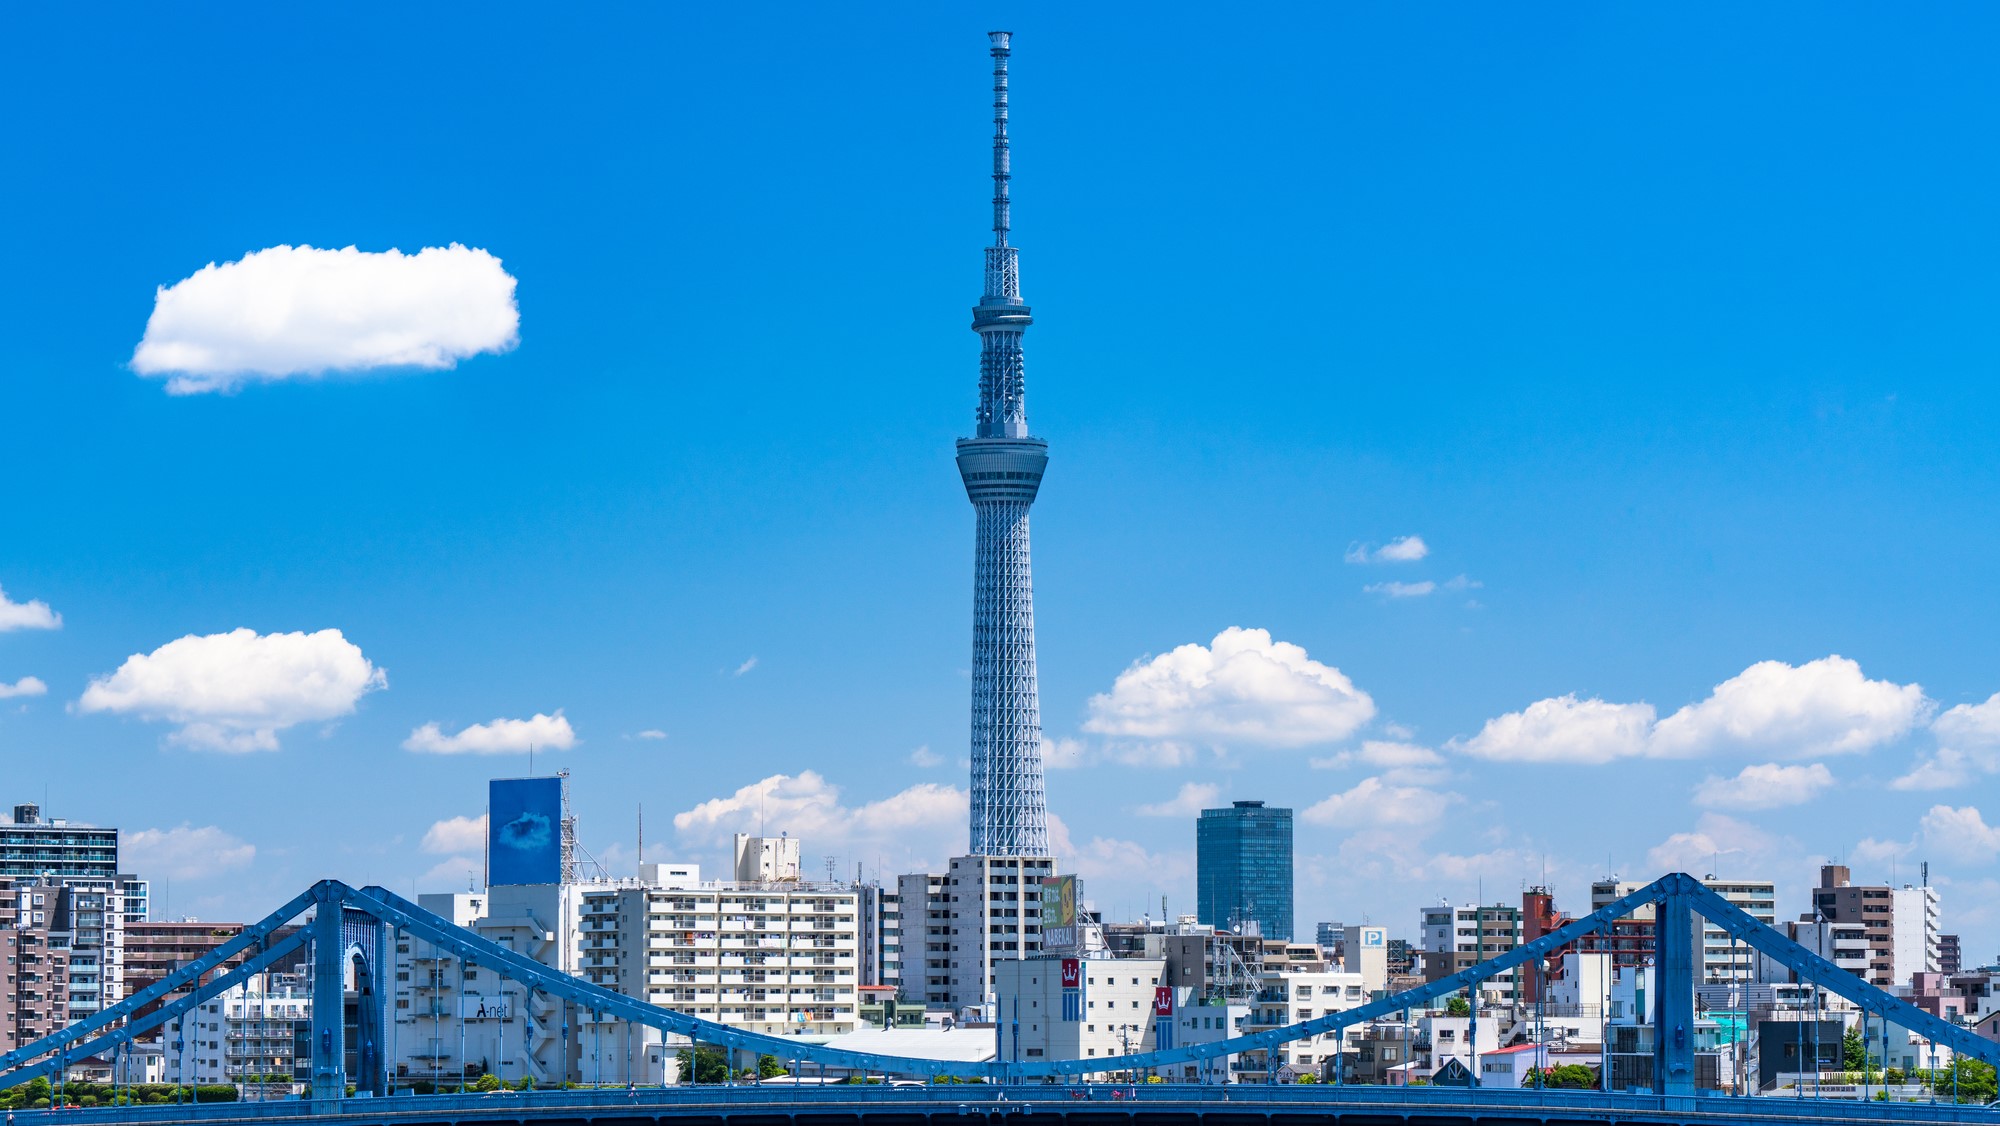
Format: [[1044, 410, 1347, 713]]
[[6, 1082, 2000, 1126]]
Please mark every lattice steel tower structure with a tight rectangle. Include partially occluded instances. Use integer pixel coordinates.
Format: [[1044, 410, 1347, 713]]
[[958, 30, 1050, 857]]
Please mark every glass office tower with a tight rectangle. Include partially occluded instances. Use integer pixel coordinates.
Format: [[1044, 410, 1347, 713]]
[[1196, 800, 1294, 941]]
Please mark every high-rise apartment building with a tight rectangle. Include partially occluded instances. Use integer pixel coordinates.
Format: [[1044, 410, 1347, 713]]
[[1419, 903, 1524, 1003], [1696, 879, 1777, 983], [1939, 933, 1962, 976], [1196, 801, 1294, 941], [390, 866, 867, 1088], [1810, 865, 1939, 987]]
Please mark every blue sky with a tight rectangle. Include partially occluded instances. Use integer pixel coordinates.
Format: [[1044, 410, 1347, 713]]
[[3, 5, 1999, 958]]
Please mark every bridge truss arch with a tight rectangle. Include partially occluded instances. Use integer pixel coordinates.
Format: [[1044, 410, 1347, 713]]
[[0, 873, 1992, 1099]]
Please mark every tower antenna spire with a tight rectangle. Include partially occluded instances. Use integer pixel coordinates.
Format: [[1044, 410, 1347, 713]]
[[989, 31, 1013, 249]]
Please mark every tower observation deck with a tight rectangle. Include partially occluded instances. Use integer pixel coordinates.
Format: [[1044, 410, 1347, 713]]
[[957, 31, 1050, 857]]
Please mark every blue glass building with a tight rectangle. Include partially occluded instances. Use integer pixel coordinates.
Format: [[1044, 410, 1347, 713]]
[[1196, 800, 1294, 941]]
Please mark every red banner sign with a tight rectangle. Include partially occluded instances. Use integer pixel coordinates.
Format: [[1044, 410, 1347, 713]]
[[1061, 958, 1081, 989], [1153, 986, 1174, 1016]]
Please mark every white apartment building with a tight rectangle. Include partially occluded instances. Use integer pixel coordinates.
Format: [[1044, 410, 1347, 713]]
[[1698, 879, 1776, 983], [1890, 885, 1941, 984], [996, 956, 1172, 1075], [390, 863, 865, 1088], [1244, 968, 1367, 1073], [161, 972, 310, 1089]]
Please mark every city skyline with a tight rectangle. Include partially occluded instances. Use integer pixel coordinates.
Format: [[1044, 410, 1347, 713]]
[[3, 7, 2000, 958]]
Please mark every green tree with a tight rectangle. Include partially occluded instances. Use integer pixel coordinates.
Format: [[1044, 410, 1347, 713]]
[[757, 1054, 786, 1079], [1842, 1026, 1866, 1071], [678, 1047, 730, 1084], [472, 1073, 503, 1093], [1937, 1059, 1996, 1105], [1446, 996, 1471, 1017]]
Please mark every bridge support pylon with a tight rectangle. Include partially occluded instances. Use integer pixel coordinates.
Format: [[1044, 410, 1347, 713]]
[[310, 890, 348, 1103], [1653, 877, 1696, 1097]]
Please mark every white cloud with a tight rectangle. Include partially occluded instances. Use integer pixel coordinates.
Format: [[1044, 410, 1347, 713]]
[[1042, 737, 1088, 770], [1135, 782, 1221, 818], [1650, 656, 1927, 758], [1301, 776, 1459, 830], [419, 856, 482, 891], [404, 711, 575, 755], [77, 627, 385, 751], [0, 677, 47, 699], [635, 729, 668, 741], [1310, 740, 1451, 785], [1918, 805, 2000, 865], [1897, 693, 2000, 790], [1345, 536, 1429, 564], [1453, 694, 1656, 764], [1691, 762, 1835, 810], [1363, 580, 1436, 599], [131, 244, 519, 394], [908, 746, 943, 768], [734, 656, 758, 677], [1645, 812, 1797, 877], [1084, 627, 1375, 754], [0, 586, 61, 632], [422, 815, 488, 855], [125, 824, 255, 880], [1453, 656, 1927, 766], [673, 772, 967, 869]]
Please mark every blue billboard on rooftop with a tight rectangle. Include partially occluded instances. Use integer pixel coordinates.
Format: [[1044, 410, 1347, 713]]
[[488, 777, 561, 886]]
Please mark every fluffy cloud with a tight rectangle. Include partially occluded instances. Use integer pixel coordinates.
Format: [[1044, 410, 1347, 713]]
[[422, 815, 489, 855], [1311, 740, 1451, 785], [420, 856, 483, 891], [1084, 627, 1375, 754], [125, 824, 256, 880], [1135, 782, 1221, 817], [908, 746, 944, 768], [77, 628, 385, 751], [1896, 693, 2000, 790], [130, 244, 519, 394], [1918, 805, 2000, 865], [1454, 657, 1925, 765], [1301, 776, 1459, 829], [1649, 656, 1926, 758], [0, 586, 61, 632], [1453, 695, 1656, 764], [404, 711, 575, 755], [1345, 536, 1428, 564], [673, 772, 967, 868], [1363, 580, 1435, 599], [734, 657, 758, 677], [1691, 762, 1835, 810], [635, 729, 668, 741], [1644, 812, 1817, 882], [0, 677, 47, 699]]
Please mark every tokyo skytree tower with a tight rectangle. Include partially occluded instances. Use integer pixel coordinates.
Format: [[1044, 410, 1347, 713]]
[[957, 31, 1050, 857]]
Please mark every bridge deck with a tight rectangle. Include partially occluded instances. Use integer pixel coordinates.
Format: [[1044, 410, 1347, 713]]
[[10, 1085, 1993, 1126]]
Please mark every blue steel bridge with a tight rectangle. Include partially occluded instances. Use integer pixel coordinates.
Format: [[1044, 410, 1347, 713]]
[[0, 873, 1992, 1126]]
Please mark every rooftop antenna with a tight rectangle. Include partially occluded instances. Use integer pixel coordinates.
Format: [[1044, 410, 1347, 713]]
[[637, 802, 643, 873]]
